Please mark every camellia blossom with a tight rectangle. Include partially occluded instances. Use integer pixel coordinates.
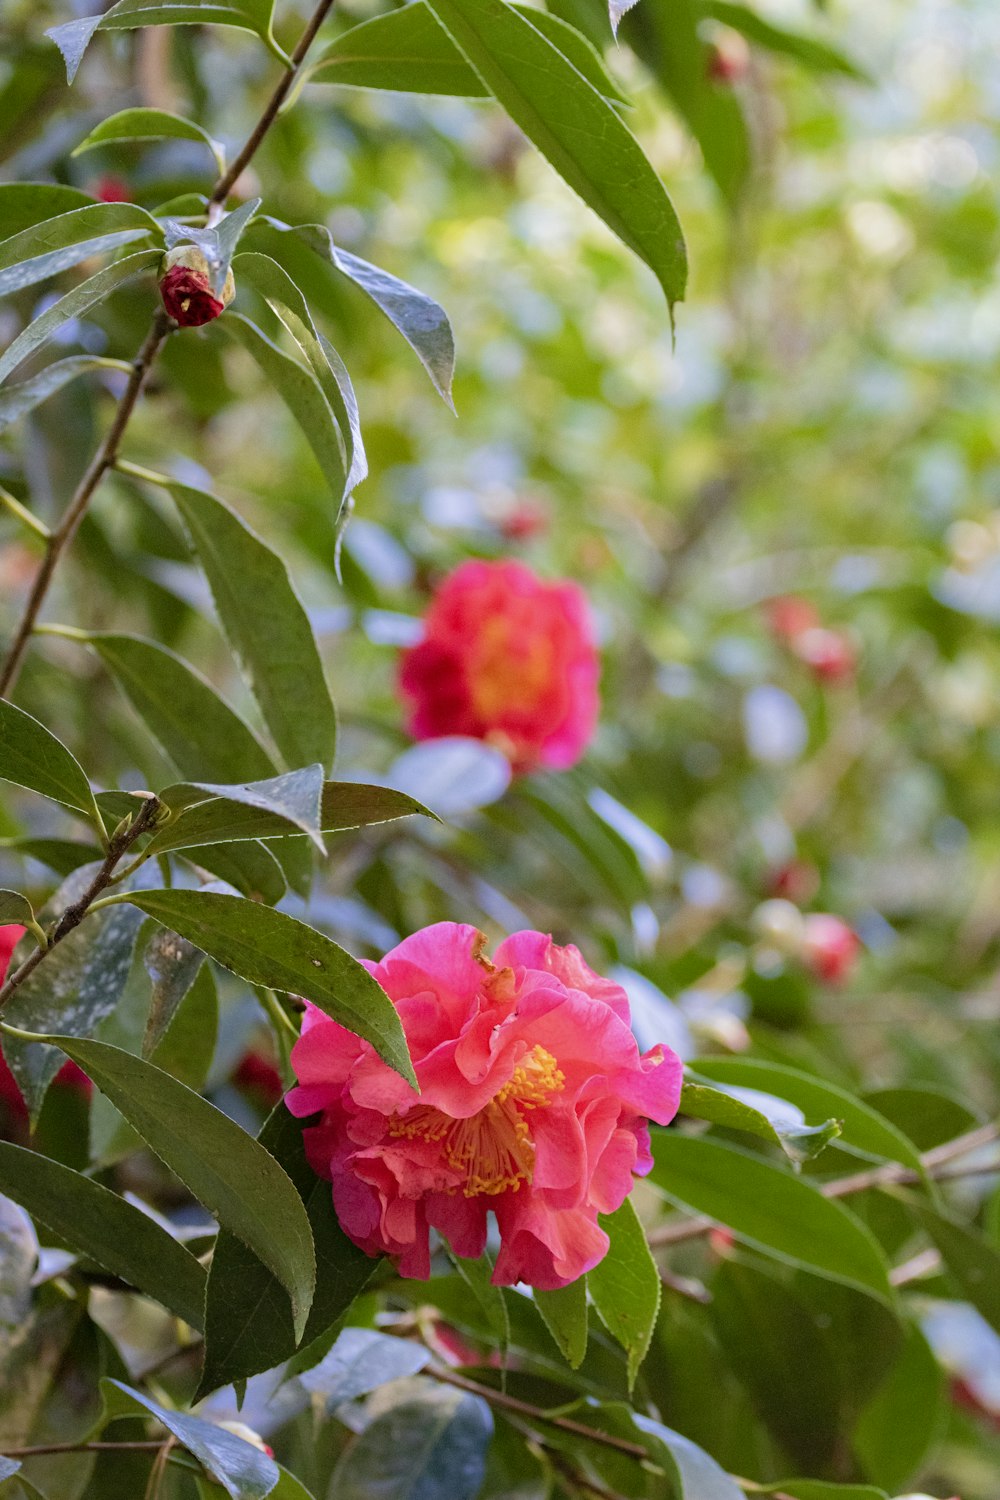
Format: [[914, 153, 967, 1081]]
[[398, 560, 599, 772], [286, 922, 681, 1289]]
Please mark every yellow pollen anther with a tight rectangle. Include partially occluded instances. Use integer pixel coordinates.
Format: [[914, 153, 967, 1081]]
[[388, 1045, 565, 1197]]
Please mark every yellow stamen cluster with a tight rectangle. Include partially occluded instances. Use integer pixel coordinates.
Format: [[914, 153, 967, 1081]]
[[388, 1045, 565, 1197]]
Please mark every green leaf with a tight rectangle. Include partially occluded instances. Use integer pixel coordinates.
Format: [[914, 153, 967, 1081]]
[[151, 765, 326, 854], [0, 699, 102, 826], [0, 183, 93, 238], [115, 888, 415, 1085], [906, 1197, 1000, 1335], [633, 1413, 746, 1500], [260, 221, 455, 406], [588, 1197, 660, 1388], [3, 870, 145, 1122], [47, 0, 280, 86], [102, 1380, 280, 1499], [306, 2, 629, 104], [163, 196, 262, 297], [0, 891, 33, 928], [533, 1278, 588, 1370], [447, 1252, 510, 1361], [0, 1141, 206, 1327], [852, 1319, 944, 1492], [0, 248, 160, 386], [182, 839, 287, 905], [81, 632, 278, 784], [863, 1084, 982, 1151], [299, 1327, 429, 1407], [421, 0, 686, 310], [649, 1132, 894, 1303], [197, 1104, 378, 1398], [0, 836, 102, 877], [165, 480, 337, 773], [0, 356, 132, 433], [235, 252, 367, 501], [755, 1486, 888, 1500], [702, 1, 871, 81], [150, 958, 218, 1090], [12, 1033, 316, 1340], [709, 1257, 842, 1472], [622, 0, 750, 207], [72, 107, 226, 173], [142, 922, 205, 1056], [225, 313, 349, 509], [680, 1077, 842, 1164], [692, 1059, 925, 1172], [0, 202, 161, 297], [0, 1460, 21, 1481], [331, 1380, 493, 1500], [318, 781, 434, 831]]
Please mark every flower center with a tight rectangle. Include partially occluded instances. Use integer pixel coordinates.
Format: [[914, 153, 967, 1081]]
[[468, 617, 555, 722], [388, 1045, 565, 1197]]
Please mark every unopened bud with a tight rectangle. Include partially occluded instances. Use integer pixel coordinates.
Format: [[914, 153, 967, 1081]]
[[159, 246, 234, 328]]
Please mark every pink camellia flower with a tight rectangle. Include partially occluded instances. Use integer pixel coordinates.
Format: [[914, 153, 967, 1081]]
[[803, 913, 860, 985], [286, 922, 681, 1289], [398, 560, 599, 773]]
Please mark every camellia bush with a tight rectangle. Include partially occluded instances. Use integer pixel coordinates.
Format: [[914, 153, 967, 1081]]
[[0, 0, 998, 1497]]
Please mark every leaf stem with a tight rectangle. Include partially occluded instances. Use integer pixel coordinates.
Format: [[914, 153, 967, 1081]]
[[0, 486, 51, 541], [0, 795, 161, 1012], [0, 0, 339, 698]]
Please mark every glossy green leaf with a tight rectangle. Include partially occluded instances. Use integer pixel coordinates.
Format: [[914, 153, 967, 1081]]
[[3, 870, 145, 1122], [12, 1033, 315, 1340], [164, 481, 337, 774], [0, 836, 101, 877], [152, 765, 326, 853], [756, 1485, 888, 1500], [0, 1142, 206, 1328], [0, 202, 160, 296], [150, 958, 217, 1091], [299, 1327, 429, 1407], [862, 1084, 981, 1151], [182, 839, 287, 905], [235, 252, 366, 501], [306, 2, 628, 104], [693, 1058, 925, 1172], [198, 1104, 379, 1398], [72, 107, 225, 172], [0, 891, 33, 929], [0, 700, 102, 825], [0, 249, 160, 385], [331, 1380, 493, 1500], [0, 183, 93, 237], [906, 1197, 1000, 1334], [447, 1252, 509, 1361], [82, 632, 277, 784], [622, 0, 750, 206], [650, 1132, 894, 1302], [142, 922, 204, 1056], [633, 1413, 746, 1500], [319, 781, 434, 831], [225, 313, 349, 507], [680, 1077, 842, 1164], [853, 1319, 944, 1492], [588, 1197, 660, 1388], [533, 1278, 588, 1369], [115, 888, 415, 1084], [47, 0, 280, 86], [102, 1380, 279, 1499], [703, 1, 870, 81], [0, 355, 131, 432], [422, 0, 686, 309], [709, 1257, 842, 1472]]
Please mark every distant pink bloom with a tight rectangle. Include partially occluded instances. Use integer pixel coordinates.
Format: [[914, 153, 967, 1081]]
[[398, 560, 599, 773], [764, 595, 820, 644], [0, 926, 92, 1133], [803, 913, 859, 985], [95, 174, 131, 203], [287, 922, 681, 1289], [0, 925, 23, 979], [793, 626, 856, 683]]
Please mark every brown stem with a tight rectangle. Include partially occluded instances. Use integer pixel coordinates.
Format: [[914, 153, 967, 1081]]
[[208, 0, 337, 209], [0, 312, 171, 699], [428, 1368, 649, 1460], [0, 794, 161, 1011], [0, 1440, 165, 1458], [0, 0, 337, 698], [646, 1120, 1000, 1249]]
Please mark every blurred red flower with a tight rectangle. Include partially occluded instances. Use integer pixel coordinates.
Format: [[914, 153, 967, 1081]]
[[398, 560, 599, 772]]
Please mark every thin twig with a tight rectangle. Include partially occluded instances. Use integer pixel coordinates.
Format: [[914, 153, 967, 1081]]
[[0, 0, 337, 697], [0, 794, 161, 1011], [207, 0, 337, 210], [0, 1440, 165, 1458], [647, 1120, 1000, 1249]]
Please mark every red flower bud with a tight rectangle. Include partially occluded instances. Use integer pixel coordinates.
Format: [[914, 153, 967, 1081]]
[[793, 627, 856, 683], [765, 594, 820, 644], [159, 246, 234, 328], [95, 174, 131, 204], [802, 914, 859, 986]]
